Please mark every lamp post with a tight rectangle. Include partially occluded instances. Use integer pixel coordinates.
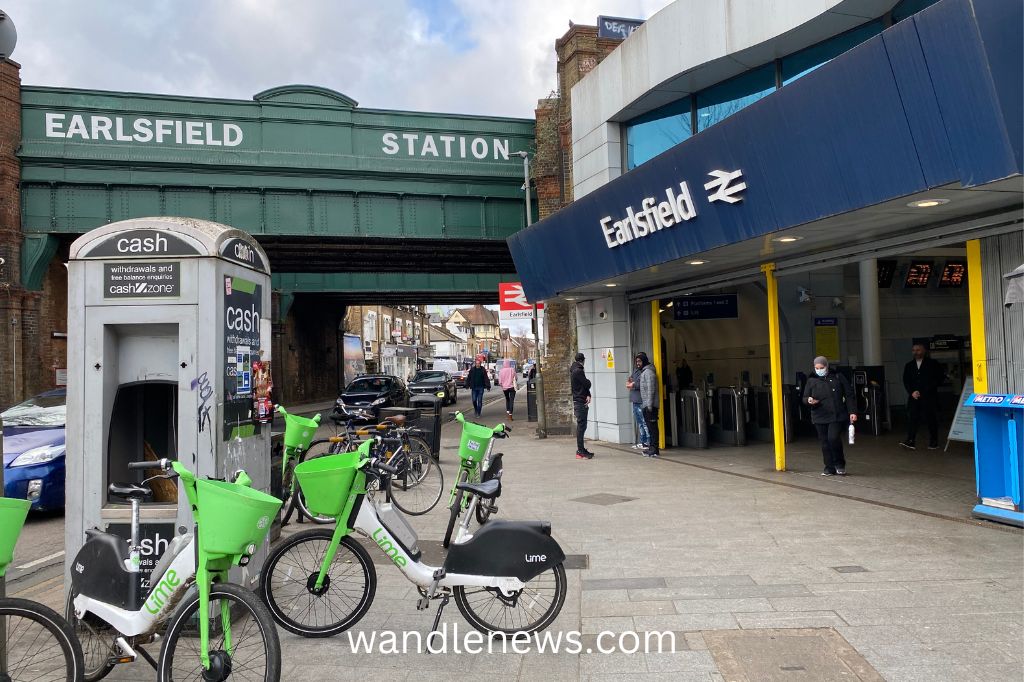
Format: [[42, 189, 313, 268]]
[[511, 151, 546, 438]]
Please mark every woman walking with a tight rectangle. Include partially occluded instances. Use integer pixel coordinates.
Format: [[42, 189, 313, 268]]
[[498, 360, 518, 420], [802, 356, 857, 476]]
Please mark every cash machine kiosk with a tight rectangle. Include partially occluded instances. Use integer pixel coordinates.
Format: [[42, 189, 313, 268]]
[[64, 217, 274, 588]]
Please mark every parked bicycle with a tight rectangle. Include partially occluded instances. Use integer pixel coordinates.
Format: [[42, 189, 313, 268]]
[[65, 459, 282, 681], [443, 411, 507, 548], [0, 496, 84, 682], [260, 439, 566, 639]]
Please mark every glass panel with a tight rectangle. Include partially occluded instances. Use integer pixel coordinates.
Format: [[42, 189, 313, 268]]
[[892, 0, 940, 23], [696, 65, 775, 132], [782, 20, 884, 85], [624, 96, 691, 171]]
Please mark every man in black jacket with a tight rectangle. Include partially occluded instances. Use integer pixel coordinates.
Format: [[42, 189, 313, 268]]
[[570, 352, 594, 459], [901, 343, 944, 450], [803, 356, 857, 476]]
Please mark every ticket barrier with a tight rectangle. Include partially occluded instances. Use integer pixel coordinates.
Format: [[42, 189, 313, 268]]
[[678, 389, 709, 449], [710, 387, 747, 446], [746, 387, 774, 442]]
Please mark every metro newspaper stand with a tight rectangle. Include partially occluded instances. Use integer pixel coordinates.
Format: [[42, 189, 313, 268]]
[[970, 393, 1024, 527], [65, 217, 274, 588]]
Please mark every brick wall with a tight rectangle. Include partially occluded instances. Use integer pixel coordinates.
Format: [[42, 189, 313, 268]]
[[0, 58, 25, 409], [534, 25, 619, 434], [271, 294, 345, 405]]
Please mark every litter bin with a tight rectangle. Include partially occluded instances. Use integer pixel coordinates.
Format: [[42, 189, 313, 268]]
[[526, 380, 538, 422], [410, 395, 442, 458], [970, 392, 1024, 526]]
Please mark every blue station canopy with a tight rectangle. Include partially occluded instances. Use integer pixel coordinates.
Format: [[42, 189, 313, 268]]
[[508, 0, 1022, 302]]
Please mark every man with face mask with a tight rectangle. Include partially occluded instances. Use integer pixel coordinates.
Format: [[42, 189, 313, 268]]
[[900, 343, 944, 450], [802, 356, 857, 476]]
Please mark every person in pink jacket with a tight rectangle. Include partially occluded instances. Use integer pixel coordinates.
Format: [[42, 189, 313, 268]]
[[498, 361, 518, 421]]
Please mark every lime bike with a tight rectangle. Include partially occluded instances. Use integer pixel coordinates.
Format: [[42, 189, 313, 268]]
[[276, 405, 333, 525], [65, 459, 282, 681], [442, 411, 507, 548], [259, 439, 566, 639], [0, 497, 84, 681]]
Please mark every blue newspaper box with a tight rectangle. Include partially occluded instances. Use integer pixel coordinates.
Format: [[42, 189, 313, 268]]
[[970, 393, 1024, 526]]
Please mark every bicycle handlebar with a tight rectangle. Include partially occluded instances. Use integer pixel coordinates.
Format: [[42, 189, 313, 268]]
[[129, 459, 169, 471], [369, 457, 399, 475]]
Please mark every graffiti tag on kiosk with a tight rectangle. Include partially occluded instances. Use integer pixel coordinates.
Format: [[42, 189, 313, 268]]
[[192, 372, 214, 432]]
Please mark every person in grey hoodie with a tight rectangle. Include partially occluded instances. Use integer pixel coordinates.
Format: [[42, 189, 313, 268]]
[[636, 352, 660, 457]]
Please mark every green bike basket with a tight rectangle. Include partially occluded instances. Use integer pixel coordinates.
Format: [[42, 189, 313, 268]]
[[0, 497, 31, 575], [458, 419, 495, 464], [283, 412, 320, 451], [293, 450, 362, 518], [193, 480, 282, 557]]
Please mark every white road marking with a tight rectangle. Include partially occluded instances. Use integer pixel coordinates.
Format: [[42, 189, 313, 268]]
[[16, 550, 64, 570]]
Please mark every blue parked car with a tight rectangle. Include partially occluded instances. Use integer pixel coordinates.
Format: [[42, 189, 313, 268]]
[[2, 388, 66, 511]]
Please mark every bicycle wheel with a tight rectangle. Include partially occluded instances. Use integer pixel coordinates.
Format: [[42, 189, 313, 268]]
[[158, 582, 281, 682], [260, 528, 376, 638], [454, 564, 567, 636], [475, 497, 494, 525], [388, 437, 443, 516], [442, 468, 469, 549], [293, 442, 338, 524], [1, 596, 84, 682], [64, 588, 116, 681]]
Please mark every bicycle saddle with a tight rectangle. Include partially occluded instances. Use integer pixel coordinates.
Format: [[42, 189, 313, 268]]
[[108, 482, 152, 500], [383, 415, 407, 425], [455, 479, 500, 499]]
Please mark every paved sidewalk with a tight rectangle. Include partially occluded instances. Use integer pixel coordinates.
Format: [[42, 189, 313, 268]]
[[15, 394, 1023, 680]]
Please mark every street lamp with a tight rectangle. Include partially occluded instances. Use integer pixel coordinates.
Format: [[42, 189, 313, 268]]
[[510, 151, 547, 438]]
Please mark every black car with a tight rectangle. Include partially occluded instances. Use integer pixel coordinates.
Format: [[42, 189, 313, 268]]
[[451, 369, 469, 389], [335, 374, 409, 421], [408, 370, 457, 405]]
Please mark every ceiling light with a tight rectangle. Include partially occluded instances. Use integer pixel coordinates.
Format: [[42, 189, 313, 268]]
[[772, 236, 803, 243], [605, 283, 618, 287], [686, 260, 707, 266], [665, 301, 673, 307], [564, 297, 576, 301], [907, 198, 950, 208]]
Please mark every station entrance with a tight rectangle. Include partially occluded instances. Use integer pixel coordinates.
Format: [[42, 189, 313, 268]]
[[630, 230, 1023, 518]]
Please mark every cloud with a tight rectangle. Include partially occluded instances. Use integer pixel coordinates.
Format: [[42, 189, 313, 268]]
[[4, 0, 667, 118]]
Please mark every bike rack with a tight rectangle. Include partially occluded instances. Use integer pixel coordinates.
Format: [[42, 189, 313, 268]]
[[679, 389, 709, 449], [709, 387, 747, 446]]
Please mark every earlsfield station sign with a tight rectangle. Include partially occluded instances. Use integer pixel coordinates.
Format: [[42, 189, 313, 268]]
[[600, 169, 746, 249]]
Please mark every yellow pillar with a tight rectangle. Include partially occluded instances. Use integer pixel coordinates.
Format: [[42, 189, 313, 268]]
[[651, 299, 667, 450], [761, 263, 786, 471], [966, 240, 988, 393]]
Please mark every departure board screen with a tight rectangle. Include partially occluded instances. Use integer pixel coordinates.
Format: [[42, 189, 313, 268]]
[[877, 260, 897, 288], [904, 262, 933, 288], [938, 261, 966, 288]]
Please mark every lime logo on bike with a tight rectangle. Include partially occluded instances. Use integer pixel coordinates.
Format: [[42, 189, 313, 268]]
[[372, 527, 408, 568], [525, 554, 547, 563], [257, 515, 270, 530], [143, 569, 182, 615]]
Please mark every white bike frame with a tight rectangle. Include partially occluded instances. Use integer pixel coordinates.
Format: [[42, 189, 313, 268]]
[[348, 495, 525, 594], [72, 537, 197, 637]]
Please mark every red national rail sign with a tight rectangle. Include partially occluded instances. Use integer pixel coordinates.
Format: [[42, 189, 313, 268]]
[[498, 282, 544, 320]]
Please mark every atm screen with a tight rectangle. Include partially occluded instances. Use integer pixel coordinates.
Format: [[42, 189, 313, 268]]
[[877, 260, 897, 288], [904, 262, 933, 288], [938, 261, 966, 288]]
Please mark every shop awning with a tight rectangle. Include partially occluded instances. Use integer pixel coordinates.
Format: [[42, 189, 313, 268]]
[[508, 0, 1022, 302]]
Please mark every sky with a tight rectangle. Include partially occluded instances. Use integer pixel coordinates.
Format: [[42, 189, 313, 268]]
[[3, 0, 668, 119]]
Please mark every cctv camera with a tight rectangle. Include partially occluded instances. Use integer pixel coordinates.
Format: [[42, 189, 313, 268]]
[[797, 287, 812, 304]]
